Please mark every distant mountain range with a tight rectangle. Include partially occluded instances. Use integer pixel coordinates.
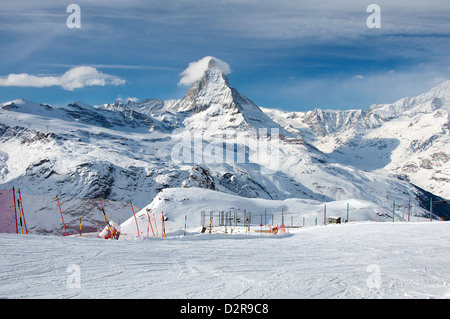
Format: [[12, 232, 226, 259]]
[[1, 57, 448, 234]]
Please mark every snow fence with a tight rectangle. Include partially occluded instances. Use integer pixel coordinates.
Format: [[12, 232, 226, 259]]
[[0, 189, 143, 237], [0, 189, 18, 233]]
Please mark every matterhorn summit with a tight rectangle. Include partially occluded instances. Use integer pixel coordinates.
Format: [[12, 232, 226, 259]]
[[174, 56, 287, 133], [176, 56, 233, 113]]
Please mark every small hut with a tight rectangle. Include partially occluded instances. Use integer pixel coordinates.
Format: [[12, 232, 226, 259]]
[[328, 216, 341, 224]]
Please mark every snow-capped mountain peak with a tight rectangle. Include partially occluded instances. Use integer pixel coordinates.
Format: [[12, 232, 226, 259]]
[[176, 57, 232, 113], [171, 56, 290, 134], [367, 80, 450, 121], [421, 80, 450, 101]]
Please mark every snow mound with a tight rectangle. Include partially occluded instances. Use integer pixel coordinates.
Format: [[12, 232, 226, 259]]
[[120, 187, 402, 238]]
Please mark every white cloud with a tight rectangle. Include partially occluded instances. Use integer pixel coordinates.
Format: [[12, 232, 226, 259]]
[[125, 97, 139, 103], [353, 74, 365, 80], [0, 66, 126, 91], [178, 56, 231, 86]]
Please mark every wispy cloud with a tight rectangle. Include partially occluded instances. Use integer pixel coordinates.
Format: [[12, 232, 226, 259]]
[[0, 66, 126, 91], [44, 63, 179, 71]]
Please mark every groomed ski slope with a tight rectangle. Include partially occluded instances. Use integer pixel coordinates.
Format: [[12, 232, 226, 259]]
[[1, 221, 449, 299]]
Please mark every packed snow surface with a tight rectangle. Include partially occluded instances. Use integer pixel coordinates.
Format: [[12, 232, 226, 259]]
[[1, 221, 449, 299]]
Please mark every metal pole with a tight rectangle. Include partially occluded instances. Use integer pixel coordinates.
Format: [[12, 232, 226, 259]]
[[209, 212, 212, 234], [162, 212, 166, 238], [408, 198, 411, 222], [392, 200, 395, 223], [244, 211, 247, 233], [346, 203, 349, 223], [430, 198, 433, 222], [224, 211, 227, 234], [261, 214, 263, 233], [201, 211, 204, 227]]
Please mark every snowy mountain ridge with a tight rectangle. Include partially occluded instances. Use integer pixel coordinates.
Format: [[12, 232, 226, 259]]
[[262, 80, 450, 199], [0, 58, 449, 234]]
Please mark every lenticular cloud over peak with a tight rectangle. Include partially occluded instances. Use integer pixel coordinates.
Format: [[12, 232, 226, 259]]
[[178, 56, 231, 86]]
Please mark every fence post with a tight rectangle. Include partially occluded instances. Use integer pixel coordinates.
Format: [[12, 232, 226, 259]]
[[244, 209, 247, 227], [408, 198, 411, 222], [162, 212, 166, 238], [393, 200, 395, 223], [430, 198, 433, 222], [346, 202, 349, 222], [209, 212, 212, 234]]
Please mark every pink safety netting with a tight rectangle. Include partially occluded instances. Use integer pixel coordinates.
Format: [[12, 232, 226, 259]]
[[0, 190, 16, 233]]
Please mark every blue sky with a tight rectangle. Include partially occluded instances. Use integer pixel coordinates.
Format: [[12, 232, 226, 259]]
[[0, 0, 449, 112]]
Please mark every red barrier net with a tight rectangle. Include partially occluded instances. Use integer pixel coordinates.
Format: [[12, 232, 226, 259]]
[[0, 190, 16, 233]]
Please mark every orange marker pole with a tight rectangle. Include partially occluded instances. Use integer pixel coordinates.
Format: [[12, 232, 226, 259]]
[[153, 213, 159, 238], [56, 196, 68, 237], [18, 189, 27, 234], [130, 202, 140, 237], [17, 199, 23, 234], [146, 209, 155, 237]]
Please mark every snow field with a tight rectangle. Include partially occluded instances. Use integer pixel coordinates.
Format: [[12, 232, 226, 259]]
[[1, 221, 449, 299]]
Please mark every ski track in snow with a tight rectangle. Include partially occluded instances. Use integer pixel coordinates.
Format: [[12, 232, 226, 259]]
[[1, 222, 450, 299]]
